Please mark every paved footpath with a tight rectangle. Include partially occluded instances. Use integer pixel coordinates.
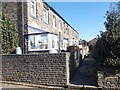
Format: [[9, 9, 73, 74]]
[[70, 56, 98, 88]]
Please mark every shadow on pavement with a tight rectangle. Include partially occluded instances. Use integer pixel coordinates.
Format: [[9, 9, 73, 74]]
[[70, 56, 98, 87]]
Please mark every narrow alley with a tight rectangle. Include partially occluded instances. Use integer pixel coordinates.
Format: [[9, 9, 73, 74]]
[[70, 56, 98, 88]]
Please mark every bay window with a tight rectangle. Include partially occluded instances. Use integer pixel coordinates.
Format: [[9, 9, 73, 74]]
[[52, 37, 55, 48], [29, 34, 48, 50]]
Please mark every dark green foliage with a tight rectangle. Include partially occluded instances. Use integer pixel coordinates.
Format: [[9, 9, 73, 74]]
[[92, 4, 120, 67], [0, 13, 18, 54]]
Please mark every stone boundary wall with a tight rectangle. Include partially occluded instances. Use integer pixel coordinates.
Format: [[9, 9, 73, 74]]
[[97, 67, 120, 88], [69, 50, 82, 79], [2, 53, 70, 87], [28, 50, 82, 80]]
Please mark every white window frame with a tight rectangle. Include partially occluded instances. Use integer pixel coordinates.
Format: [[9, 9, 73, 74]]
[[59, 20, 62, 31], [67, 26, 69, 35], [53, 15, 56, 28], [63, 39, 68, 50], [30, 0, 36, 17], [28, 34, 49, 51], [52, 37, 55, 48], [43, 8, 49, 24]]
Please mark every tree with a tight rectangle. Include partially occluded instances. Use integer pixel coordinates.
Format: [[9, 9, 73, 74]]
[[0, 13, 18, 54], [104, 8, 118, 57], [92, 2, 120, 66]]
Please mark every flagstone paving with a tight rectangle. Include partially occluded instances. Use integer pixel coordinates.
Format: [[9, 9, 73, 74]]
[[70, 56, 98, 87]]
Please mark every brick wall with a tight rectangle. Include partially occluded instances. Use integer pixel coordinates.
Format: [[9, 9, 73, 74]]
[[2, 53, 70, 86]]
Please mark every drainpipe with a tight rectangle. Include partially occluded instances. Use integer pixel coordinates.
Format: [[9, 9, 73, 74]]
[[58, 32, 61, 53], [0, 2, 2, 54], [22, 1, 25, 54]]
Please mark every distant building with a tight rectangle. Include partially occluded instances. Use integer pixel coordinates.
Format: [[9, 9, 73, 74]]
[[79, 39, 89, 59], [88, 38, 98, 51], [2, 0, 79, 53]]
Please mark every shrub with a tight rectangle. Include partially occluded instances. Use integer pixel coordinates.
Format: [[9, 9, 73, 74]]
[[1, 13, 18, 54]]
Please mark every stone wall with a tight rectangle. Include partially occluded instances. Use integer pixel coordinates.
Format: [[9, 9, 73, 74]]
[[28, 50, 81, 80], [69, 50, 82, 79], [2, 53, 70, 87], [97, 67, 120, 88]]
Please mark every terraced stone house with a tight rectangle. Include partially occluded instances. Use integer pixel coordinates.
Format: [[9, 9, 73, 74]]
[[2, 0, 79, 53]]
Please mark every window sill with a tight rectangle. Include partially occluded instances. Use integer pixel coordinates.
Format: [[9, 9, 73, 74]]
[[59, 29, 62, 31], [53, 27, 57, 29], [28, 48, 58, 52], [43, 21, 49, 25], [30, 15, 38, 20], [29, 49, 50, 51]]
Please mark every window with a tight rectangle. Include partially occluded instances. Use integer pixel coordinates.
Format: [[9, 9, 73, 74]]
[[59, 20, 62, 30], [63, 40, 68, 50], [43, 8, 48, 24], [53, 15, 56, 28], [67, 27, 69, 35], [52, 37, 55, 48], [30, 0, 36, 17], [30, 36, 35, 49], [61, 40, 63, 49], [66, 27, 68, 34], [64, 23, 66, 33], [29, 35, 48, 50]]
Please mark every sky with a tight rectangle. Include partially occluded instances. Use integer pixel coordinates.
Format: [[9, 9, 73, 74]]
[[47, 2, 111, 41]]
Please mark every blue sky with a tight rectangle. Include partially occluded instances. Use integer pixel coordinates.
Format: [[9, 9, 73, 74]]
[[47, 2, 111, 41]]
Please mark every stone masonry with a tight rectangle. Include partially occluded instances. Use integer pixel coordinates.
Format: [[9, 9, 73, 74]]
[[97, 67, 120, 88], [2, 53, 70, 87], [2, 1, 79, 54]]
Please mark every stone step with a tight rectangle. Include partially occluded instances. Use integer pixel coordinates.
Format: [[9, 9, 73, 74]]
[[68, 84, 98, 89]]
